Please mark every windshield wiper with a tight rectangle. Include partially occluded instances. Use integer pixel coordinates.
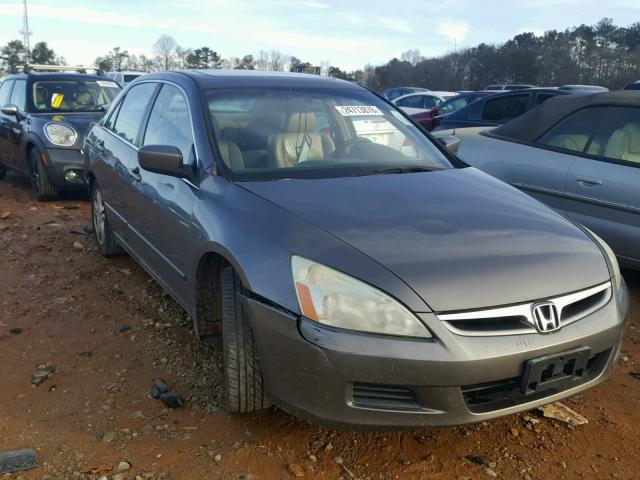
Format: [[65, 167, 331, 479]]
[[352, 166, 439, 177]]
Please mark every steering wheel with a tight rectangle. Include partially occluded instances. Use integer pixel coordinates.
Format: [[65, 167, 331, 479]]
[[332, 137, 372, 157]]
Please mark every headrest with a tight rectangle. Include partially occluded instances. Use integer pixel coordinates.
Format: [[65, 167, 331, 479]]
[[287, 112, 316, 132], [623, 122, 640, 152], [77, 92, 93, 104]]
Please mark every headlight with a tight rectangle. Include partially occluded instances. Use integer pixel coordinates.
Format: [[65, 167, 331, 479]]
[[587, 229, 622, 288], [291, 256, 431, 338], [44, 123, 77, 146]]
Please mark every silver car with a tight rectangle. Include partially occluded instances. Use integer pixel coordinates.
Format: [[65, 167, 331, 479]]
[[435, 92, 640, 271]]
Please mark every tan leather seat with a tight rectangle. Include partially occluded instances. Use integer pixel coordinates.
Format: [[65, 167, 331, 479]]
[[210, 113, 245, 170], [268, 113, 335, 168], [218, 140, 245, 170], [604, 122, 640, 163]]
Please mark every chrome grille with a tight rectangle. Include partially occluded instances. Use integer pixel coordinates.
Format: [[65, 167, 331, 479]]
[[437, 282, 611, 336]]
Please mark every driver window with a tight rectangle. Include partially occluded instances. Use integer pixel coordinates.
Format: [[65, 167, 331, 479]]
[[143, 84, 195, 165]]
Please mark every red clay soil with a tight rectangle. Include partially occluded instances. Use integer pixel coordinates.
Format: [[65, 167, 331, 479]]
[[1, 175, 639, 480]]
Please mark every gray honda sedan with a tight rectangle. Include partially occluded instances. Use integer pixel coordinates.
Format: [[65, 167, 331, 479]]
[[84, 70, 629, 428]]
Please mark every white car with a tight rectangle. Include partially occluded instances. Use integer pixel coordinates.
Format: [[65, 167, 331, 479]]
[[106, 71, 145, 86], [393, 91, 458, 115]]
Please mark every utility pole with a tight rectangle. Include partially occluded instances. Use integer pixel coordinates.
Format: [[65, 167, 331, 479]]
[[19, 0, 32, 61]]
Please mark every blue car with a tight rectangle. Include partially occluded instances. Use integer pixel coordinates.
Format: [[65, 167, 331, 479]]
[[0, 66, 121, 199]]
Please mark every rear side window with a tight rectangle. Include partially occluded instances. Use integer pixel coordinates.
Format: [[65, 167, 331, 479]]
[[143, 84, 194, 164], [0, 80, 15, 106], [537, 107, 606, 154], [111, 83, 157, 145], [482, 94, 529, 121], [9, 79, 26, 111], [397, 96, 424, 108]]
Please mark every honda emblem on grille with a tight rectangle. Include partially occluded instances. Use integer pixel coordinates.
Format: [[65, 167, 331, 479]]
[[531, 302, 561, 333]]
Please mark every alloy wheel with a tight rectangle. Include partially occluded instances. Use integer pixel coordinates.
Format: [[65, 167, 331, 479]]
[[93, 188, 106, 245]]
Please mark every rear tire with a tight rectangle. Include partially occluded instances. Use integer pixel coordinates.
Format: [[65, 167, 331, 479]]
[[221, 266, 271, 412], [30, 147, 57, 201], [91, 181, 124, 256]]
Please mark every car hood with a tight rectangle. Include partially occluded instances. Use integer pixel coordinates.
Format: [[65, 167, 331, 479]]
[[240, 168, 610, 312]]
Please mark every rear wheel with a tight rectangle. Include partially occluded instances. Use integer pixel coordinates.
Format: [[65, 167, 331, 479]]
[[221, 266, 271, 412], [30, 147, 57, 201], [91, 181, 124, 256]]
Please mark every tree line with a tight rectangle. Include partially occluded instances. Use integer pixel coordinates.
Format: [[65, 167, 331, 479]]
[[1, 18, 638, 90], [330, 18, 640, 90]]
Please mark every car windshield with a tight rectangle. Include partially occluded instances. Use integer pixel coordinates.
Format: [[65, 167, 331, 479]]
[[32, 79, 121, 113], [206, 87, 453, 180]]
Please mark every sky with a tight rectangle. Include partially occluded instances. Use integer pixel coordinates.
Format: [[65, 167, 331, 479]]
[[0, 0, 638, 70]]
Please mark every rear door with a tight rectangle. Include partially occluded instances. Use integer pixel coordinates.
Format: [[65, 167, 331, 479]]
[[564, 106, 640, 266], [127, 82, 198, 304], [90, 82, 158, 247]]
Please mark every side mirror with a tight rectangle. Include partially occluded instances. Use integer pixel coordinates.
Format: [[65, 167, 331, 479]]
[[438, 135, 460, 155], [138, 145, 193, 180], [1, 104, 20, 117]]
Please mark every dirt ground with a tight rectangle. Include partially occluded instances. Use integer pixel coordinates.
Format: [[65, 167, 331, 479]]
[[0, 175, 639, 480]]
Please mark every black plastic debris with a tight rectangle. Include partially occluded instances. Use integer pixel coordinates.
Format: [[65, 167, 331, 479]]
[[150, 379, 184, 408], [159, 392, 185, 409], [151, 378, 168, 399]]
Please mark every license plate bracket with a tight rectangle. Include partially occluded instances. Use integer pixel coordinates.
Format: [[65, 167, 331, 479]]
[[521, 346, 590, 396]]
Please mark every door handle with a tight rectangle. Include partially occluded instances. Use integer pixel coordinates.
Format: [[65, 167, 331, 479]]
[[131, 166, 141, 182], [576, 177, 602, 187]]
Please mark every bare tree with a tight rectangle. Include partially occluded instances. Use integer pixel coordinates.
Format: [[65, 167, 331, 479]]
[[153, 34, 178, 70], [400, 49, 423, 66], [267, 50, 290, 71]]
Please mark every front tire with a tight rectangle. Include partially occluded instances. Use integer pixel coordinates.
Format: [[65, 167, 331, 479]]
[[30, 147, 57, 201], [221, 267, 271, 412], [91, 181, 124, 256]]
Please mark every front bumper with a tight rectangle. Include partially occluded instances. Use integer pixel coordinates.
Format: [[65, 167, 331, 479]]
[[42, 148, 86, 190], [246, 279, 629, 429]]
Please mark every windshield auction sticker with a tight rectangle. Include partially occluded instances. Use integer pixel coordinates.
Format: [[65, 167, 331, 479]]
[[335, 105, 383, 116]]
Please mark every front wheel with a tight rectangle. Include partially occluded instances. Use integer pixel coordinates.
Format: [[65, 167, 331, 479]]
[[30, 147, 57, 201], [91, 181, 124, 256], [221, 267, 271, 412]]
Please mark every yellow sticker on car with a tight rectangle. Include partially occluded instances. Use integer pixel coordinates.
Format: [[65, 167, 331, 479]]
[[52, 115, 65, 122], [51, 93, 64, 109]]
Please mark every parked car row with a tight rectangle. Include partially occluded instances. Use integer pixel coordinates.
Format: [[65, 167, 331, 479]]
[[0, 68, 632, 429]]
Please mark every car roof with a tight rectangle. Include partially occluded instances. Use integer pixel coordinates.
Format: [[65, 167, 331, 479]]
[[3, 72, 110, 82], [395, 91, 446, 100], [489, 91, 640, 143], [143, 69, 364, 90]]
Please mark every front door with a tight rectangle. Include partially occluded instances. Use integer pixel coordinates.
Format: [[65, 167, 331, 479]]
[[0, 80, 15, 164], [126, 83, 198, 304]]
